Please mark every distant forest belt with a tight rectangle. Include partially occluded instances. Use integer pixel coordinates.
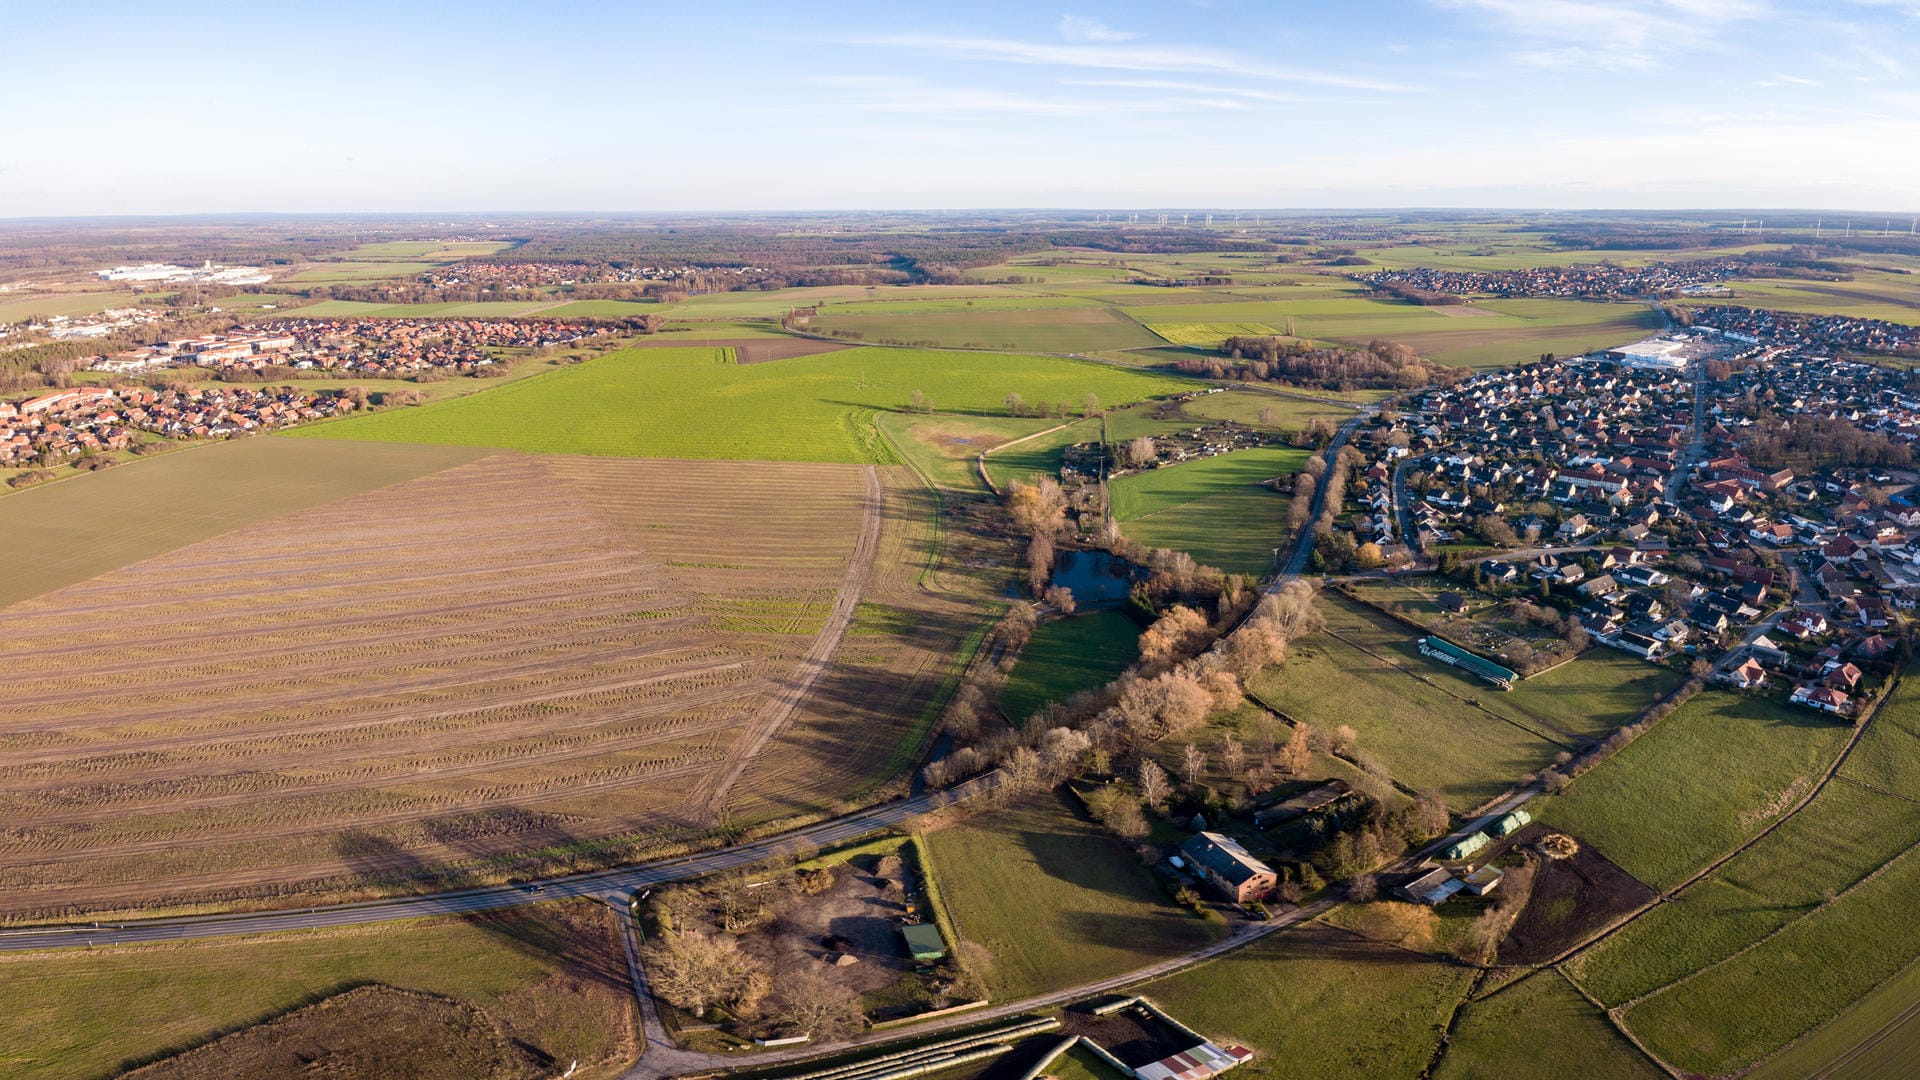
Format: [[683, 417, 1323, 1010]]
[[0, 453, 979, 919], [0, 438, 485, 609]]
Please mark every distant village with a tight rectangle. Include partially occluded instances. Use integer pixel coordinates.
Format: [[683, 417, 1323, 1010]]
[[91, 317, 606, 377], [2, 383, 360, 470]]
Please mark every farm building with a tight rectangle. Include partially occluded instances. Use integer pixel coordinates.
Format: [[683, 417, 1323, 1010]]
[[1251, 779, 1350, 828], [1442, 831, 1491, 861], [1417, 636, 1517, 690], [1489, 809, 1532, 837], [1400, 869, 1464, 905], [1463, 865, 1504, 896], [1136, 1042, 1256, 1080], [900, 923, 947, 961], [1180, 832, 1277, 903]]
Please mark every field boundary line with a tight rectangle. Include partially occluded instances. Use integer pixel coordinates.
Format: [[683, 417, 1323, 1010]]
[[1612, 824, 1920, 1014], [1754, 950, 1920, 1079], [1317, 624, 1576, 750], [1552, 964, 1686, 1080], [1545, 670, 1902, 993]]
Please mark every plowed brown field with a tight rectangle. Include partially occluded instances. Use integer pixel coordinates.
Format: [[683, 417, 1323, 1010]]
[[0, 453, 983, 918]]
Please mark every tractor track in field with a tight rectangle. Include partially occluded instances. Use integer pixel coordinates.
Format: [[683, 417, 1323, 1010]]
[[688, 465, 885, 823]]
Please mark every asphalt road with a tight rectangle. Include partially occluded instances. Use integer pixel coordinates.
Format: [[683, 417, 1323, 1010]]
[[0, 775, 1001, 953], [1277, 408, 1375, 583]]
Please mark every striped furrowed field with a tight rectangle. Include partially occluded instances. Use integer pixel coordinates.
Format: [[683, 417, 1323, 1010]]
[[0, 454, 979, 918]]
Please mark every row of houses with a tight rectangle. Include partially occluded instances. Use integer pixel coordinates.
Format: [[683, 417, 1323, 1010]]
[[2, 383, 360, 465]]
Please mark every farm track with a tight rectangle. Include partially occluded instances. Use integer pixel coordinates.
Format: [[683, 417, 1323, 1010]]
[[0, 453, 931, 916], [688, 465, 885, 822]]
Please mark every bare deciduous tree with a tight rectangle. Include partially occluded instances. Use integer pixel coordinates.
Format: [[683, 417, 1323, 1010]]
[[1137, 758, 1171, 809]]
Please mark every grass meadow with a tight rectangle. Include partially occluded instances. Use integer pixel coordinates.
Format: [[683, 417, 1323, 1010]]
[[1141, 922, 1475, 1077], [1541, 690, 1854, 891], [293, 346, 1187, 463], [1435, 970, 1661, 1080], [919, 791, 1223, 1000], [0, 902, 635, 1080], [998, 611, 1141, 724], [1111, 448, 1308, 521], [1249, 594, 1568, 809]]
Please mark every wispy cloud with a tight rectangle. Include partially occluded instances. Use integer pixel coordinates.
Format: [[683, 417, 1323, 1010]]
[[758, 75, 1253, 118], [1059, 77, 1326, 104], [1059, 15, 1139, 43], [819, 33, 1413, 92], [1432, 0, 1770, 68]]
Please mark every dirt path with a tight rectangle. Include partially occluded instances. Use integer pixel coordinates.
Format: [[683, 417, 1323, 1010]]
[[687, 465, 885, 823]]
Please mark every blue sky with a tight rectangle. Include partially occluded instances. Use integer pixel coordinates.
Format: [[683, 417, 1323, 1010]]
[[5, 0, 1918, 215]]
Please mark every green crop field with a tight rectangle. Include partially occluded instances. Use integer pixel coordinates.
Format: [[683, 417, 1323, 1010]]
[[283, 261, 443, 283], [1841, 668, 1920, 792], [1541, 690, 1855, 891], [1622, 826, 1920, 1075], [1111, 447, 1308, 521], [1141, 922, 1474, 1075], [329, 240, 516, 261], [0, 902, 634, 1080], [1435, 970, 1661, 1080], [808, 307, 1163, 353], [1691, 272, 1920, 326], [0, 438, 483, 609], [824, 295, 1098, 315], [1248, 594, 1566, 809], [919, 791, 1223, 1000], [999, 611, 1141, 724], [1567, 778, 1920, 1007], [1143, 322, 1281, 347], [292, 346, 1188, 464]]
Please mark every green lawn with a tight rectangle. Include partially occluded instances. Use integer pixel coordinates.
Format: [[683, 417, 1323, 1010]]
[[1119, 489, 1293, 577], [1140, 923, 1474, 1076], [919, 791, 1223, 1000], [292, 346, 1186, 464], [1248, 595, 1566, 810], [0, 903, 632, 1080], [1541, 690, 1855, 891], [1175, 389, 1357, 432], [1110, 447, 1307, 576], [1435, 970, 1662, 1080], [999, 612, 1141, 724]]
